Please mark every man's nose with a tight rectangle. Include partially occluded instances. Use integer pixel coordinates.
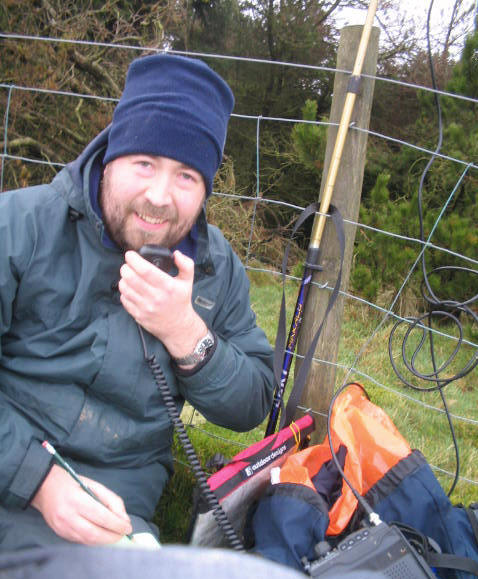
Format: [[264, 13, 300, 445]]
[[144, 173, 173, 206]]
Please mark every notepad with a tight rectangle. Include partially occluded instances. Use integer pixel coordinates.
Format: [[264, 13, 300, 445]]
[[113, 532, 162, 550]]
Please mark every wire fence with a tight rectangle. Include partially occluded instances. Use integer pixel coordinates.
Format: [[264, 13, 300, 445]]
[[1, 32, 477, 502]]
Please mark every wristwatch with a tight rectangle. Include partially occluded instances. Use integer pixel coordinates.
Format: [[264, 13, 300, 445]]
[[173, 330, 215, 366]]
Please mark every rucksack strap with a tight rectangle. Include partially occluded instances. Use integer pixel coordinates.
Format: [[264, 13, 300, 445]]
[[393, 521, 478, 577], [427, 552, 478, 576]]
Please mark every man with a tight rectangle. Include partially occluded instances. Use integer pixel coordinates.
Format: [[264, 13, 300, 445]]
[[0, 54, 274, 550]]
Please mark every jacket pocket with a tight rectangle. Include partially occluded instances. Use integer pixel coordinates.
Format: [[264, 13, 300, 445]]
[[87, 308, 142, 406]]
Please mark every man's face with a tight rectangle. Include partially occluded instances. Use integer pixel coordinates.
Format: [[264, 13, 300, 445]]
[[100, 155, 206, 251]]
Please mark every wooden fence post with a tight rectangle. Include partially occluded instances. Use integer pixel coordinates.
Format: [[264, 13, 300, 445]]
[[294, 25, 379, 441]]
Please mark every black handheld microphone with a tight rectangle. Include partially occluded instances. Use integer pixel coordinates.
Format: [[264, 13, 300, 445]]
[[138, 244, 174, 273]]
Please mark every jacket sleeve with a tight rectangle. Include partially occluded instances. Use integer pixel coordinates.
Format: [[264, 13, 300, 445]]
[[0, 199, 53, 509], [175, 242, 275, 432]]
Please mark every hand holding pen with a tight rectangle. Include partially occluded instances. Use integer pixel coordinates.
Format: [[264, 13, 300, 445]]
[[30, 441, 133, 545]]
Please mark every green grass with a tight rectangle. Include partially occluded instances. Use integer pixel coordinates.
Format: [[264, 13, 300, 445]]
[[154, 273, 478, 543]]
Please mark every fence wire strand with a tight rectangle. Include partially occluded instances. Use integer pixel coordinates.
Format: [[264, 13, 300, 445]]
[[1, 34, 477, 494]]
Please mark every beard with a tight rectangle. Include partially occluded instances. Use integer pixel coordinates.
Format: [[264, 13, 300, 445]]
[[99, 173, 201, 251]]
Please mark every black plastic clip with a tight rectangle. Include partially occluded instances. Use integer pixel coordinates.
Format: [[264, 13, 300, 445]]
[[68, 207, 84, 222], [347, 75, 362, 94]]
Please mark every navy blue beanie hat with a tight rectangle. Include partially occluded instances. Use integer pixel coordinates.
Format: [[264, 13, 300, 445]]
[[103, 53, 234, 197]]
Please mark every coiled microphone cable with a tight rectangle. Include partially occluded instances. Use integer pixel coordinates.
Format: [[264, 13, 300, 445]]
[[137, 324, 245, 551]]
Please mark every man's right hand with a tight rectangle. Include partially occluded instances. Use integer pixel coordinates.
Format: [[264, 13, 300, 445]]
[[31, 464, 133, 545]]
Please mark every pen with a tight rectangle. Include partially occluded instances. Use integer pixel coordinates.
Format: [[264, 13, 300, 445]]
[[42, 440, 134, 541]]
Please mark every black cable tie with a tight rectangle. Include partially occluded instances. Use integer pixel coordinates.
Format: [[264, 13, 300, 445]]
[[347, 74, 362, 94], [305, 262, 323, 272]]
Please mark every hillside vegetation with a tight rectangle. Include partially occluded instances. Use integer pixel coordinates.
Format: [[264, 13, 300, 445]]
[[1, 1, 476, 303]]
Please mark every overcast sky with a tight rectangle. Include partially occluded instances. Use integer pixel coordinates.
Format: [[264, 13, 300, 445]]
[[334, 0, 477, 58]]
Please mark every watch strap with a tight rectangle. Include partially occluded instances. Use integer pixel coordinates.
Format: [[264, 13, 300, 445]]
[[173, 330, 215, 366]]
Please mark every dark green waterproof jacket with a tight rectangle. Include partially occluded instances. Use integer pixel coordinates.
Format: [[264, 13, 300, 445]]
[[0, 130, 274, 545]]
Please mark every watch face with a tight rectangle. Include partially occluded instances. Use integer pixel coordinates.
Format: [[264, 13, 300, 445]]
[[198, 336, 214, 355], [174, 331, 214, 366]]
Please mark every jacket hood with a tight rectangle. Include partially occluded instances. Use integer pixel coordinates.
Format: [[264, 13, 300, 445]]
[[66, 126, 111, 194]]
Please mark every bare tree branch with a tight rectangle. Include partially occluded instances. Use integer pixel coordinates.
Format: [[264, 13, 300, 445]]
[[2, 137, 56, 160], [317, 0, 342, 25], [69, 49, 122, 97]]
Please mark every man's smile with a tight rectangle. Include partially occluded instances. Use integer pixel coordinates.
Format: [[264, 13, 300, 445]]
[[136, 212, 167, 225]]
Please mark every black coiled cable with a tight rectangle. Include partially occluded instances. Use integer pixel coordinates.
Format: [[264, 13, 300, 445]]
[[137, 325, 244, 551], [388, 268, 478, 497], [389, 302, 478, 393], [388, 0, 478, 497]]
